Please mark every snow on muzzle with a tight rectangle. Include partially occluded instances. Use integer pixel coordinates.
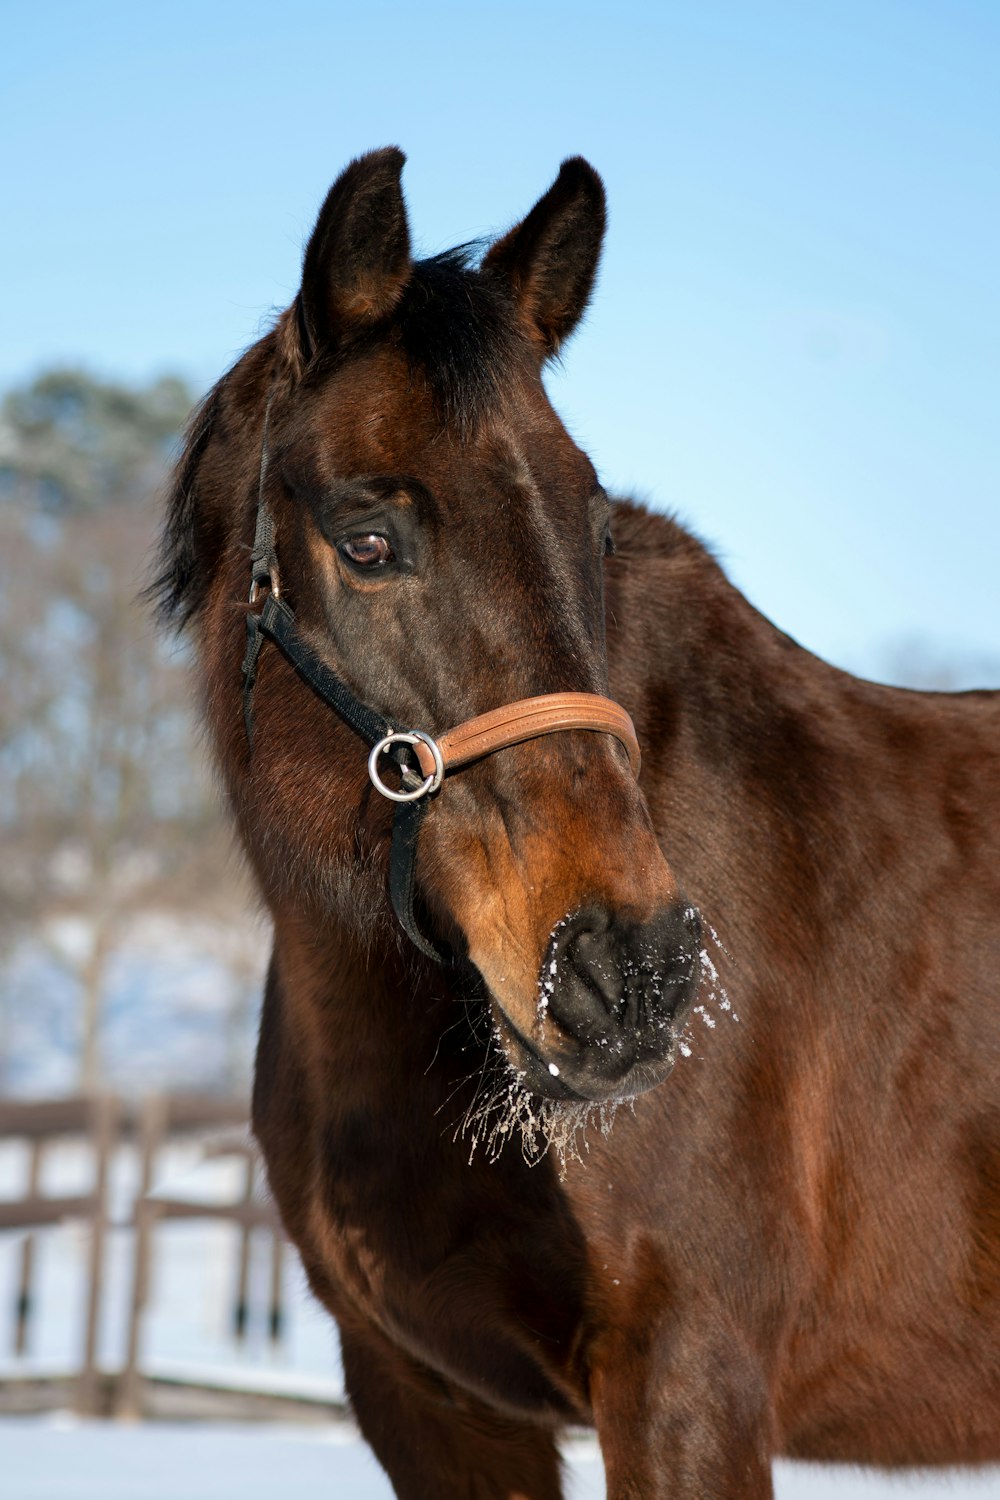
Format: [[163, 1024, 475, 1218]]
[[494, 900, 703, 1103]]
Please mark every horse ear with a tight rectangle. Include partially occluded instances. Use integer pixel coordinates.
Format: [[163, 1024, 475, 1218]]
[[483, 157, 606, 358], [298, 147, 412, 357]]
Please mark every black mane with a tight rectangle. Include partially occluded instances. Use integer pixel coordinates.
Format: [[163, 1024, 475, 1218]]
[[147, 382, 223, 628]]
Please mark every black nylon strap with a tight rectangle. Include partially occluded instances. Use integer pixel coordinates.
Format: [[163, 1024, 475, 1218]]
[[241, 611, 265, 743], [390, 798, 449, 964], [257, 594, 399, 747], [250, 505, 278, 591], [244, 591, 450, 964], [250, 393, 279, 591]]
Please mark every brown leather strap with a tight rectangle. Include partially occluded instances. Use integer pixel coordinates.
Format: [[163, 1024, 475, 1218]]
[[410, 693, 641, 780]]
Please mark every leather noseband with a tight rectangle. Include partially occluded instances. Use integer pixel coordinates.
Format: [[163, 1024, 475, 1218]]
[[408, 694, 640, 781]]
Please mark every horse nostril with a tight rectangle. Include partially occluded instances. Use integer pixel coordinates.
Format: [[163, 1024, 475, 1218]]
[[544, 903, 699, 1048], [566, 918, 625, 1019]]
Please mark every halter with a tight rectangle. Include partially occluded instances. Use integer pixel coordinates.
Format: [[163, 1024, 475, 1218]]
[[240, 396, 641, 964]]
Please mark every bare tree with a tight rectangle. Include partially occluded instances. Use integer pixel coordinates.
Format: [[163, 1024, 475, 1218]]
[[0, 370, 257, 1093]]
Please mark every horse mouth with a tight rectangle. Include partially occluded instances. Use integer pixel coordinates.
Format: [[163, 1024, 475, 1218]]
[[490, 1007, 592, 1102], [489, 996, 681, 1105]]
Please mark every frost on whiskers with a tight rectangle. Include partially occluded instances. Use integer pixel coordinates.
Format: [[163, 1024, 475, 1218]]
[[453, 1029, 625, 1176], [677, 912, 738, 1060]]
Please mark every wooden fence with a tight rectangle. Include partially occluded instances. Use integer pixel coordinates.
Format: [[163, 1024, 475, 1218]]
[[0, 1094, 346, 1422]]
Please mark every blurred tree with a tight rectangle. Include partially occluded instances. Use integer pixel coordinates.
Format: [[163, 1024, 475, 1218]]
[[871, 637, 1000, 693], [0, 369, 192, 514], [0, 369, 258, 1094]]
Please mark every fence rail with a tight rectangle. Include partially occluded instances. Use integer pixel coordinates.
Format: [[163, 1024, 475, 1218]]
[[0, 1093, 342, 1422]]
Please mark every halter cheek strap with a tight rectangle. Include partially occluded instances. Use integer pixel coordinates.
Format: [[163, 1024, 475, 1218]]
[[242, 591, 444, 962]]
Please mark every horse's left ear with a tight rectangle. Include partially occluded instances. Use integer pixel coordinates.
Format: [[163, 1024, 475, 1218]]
[[483, 157, 606, 358]]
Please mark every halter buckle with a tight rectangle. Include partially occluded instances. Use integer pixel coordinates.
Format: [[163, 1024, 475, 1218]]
[[368, 731, 444, 803]]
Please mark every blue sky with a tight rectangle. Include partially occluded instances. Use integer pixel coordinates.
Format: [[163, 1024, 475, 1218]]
[[6, 0, 998, 678]]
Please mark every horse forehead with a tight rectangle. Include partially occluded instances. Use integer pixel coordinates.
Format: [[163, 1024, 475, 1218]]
[[305, 353, 422, 458], [305, 359, 586, 501]]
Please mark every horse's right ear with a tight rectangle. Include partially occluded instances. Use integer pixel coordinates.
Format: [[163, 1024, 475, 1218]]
[[297, 147, 412, 358]]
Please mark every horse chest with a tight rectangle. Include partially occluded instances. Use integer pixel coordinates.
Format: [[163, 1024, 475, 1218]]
[[303, 1134, 591, 1419]]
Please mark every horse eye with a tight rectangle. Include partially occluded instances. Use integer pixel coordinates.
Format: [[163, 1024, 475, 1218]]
[[604, 528, 616, 558], [340, 534, 394, 568]]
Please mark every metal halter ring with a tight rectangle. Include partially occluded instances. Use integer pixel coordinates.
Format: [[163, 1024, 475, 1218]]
[[368, 730, 445, 803]]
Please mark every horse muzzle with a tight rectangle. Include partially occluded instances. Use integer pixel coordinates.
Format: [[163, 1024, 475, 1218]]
[[493, 900, 702, 1103]]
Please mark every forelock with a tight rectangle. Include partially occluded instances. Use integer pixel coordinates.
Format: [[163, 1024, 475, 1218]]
[[396, 247, 522, 431]]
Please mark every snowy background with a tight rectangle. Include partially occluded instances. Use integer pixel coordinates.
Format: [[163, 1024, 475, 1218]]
[[4, 1416, 1000, 1498]]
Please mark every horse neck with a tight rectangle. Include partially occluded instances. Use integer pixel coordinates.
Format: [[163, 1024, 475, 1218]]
[[610, 510, 999, 1073], [266, 907, 467, 1114]]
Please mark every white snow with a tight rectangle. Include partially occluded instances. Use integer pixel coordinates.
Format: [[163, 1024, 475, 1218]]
[[0, 1418, 998, 1499]]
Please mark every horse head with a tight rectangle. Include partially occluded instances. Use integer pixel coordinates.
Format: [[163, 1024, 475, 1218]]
[[161, 149, 701, 1105]]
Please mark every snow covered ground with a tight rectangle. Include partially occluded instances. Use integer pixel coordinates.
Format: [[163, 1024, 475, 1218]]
[[2, 1417, 1000, 1500]]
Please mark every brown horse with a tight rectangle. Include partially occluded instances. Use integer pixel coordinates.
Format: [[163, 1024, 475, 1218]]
[[155, 148, 1000, 1497]]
